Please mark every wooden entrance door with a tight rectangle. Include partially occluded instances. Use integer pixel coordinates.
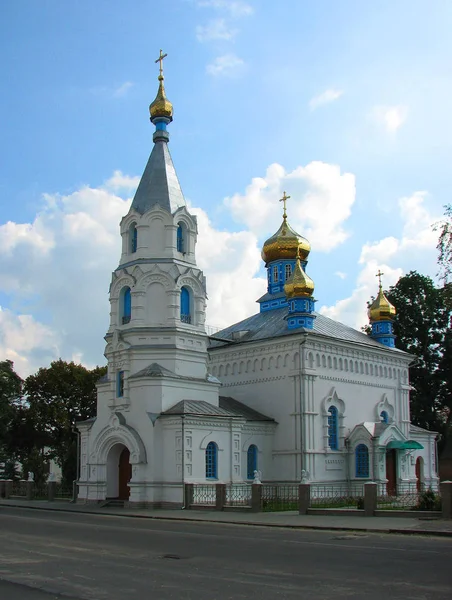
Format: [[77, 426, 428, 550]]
[[386, 449, 397, 496], [415, 457, 423, 491], [118, 447, 131, 500]]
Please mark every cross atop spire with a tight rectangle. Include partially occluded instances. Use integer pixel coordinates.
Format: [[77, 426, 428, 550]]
[[279, 191, 291, 219], [155, 49, 168, 80], [376, 269, 384, 288]]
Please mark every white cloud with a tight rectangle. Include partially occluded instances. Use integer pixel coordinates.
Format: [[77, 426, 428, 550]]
[[197, 0, 254, 18], [335, 271, 347, 280], [309, 89, 343, 110], [373, 105, 408, 132], [196, 18, 238, 41], [104, 170, 140, 194], [320, 191, 440, 330], [206, 53, 245, 76], [224, 161, 356, 252], [113, 82, 134, 98]]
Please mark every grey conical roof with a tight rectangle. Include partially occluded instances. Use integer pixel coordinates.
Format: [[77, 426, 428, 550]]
[[130, 138, 186, 215]]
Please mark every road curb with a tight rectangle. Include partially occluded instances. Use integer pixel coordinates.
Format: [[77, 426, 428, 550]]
[[1, 501, 451, 537]]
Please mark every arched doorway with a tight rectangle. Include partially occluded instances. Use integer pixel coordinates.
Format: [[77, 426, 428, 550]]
[[106, 444, 131, 500], [386, 449, 397, 496], [415, 457, 424, 491]]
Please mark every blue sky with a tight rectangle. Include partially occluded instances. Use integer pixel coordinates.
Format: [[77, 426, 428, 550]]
[[1, 0, 451, 375]]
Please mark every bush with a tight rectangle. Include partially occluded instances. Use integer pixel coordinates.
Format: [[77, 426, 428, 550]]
[[415, 488, 442, 511]]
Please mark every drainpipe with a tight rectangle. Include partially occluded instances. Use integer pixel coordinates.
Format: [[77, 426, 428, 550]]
[[181, 415, 186, 509], [299, 336, 308, 479]]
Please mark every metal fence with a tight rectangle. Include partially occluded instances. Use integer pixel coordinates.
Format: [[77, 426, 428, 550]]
[[261, 484, 299, 512], [225, 483, 252, 507], [310, 483, 365, 509], [32, 482, 49, 500], [54, 482, 73, 500], [192, 484, 216, 506], [376, 483, 440, 510], [11, 480, 27, 497]]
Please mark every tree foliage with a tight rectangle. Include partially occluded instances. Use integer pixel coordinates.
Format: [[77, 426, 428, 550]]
[[434, 204, 452, 285], [384, 272, 452, 435], [0, 360, 23, 455]]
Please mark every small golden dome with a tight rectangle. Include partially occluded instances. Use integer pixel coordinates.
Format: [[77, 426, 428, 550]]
[[368, 286, 396, 322], [261, 217, 311, 265], [284, 257, 315, 298], [149, 76, 173, 120]]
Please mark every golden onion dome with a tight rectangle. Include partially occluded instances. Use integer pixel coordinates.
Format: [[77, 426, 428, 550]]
[[284, 257, 315, 298], [149, 75, 173, 121], [261, 217, 311, 265], [368, 286, 396, 322]]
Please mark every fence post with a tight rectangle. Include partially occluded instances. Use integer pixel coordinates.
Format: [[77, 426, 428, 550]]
[[25, 481, 34, 501], [184, 483, 194, 509], [364, 482, 377, 516], [440, 481, 452, 519], [251, 483, 262, 512], [298, 483, 311, 515], [4, 480, 12, 499], [215, 483, 226, 511], [48, 481, 56, 502]]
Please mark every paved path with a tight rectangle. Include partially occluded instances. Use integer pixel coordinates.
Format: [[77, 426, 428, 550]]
[[0, 506, 451, 599], [1, 498, 452, 536]]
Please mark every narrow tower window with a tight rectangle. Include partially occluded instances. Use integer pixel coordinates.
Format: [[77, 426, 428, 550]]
[[273, 265, 279, 283], [129, 224, 138, 253], [205, 442, 218, 479], [177, 223, 185, 253], [247, 444, 258, 479], [355, 444, 369, 478], [116, 371, 125, 398], [328, 406, 339, 450], [121, 287, 131, 324], [180, 286, 191, 324], [285, 264, 292, 281]]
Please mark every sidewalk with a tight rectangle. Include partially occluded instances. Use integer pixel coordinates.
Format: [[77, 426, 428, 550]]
[[1, 498, 452, 537]]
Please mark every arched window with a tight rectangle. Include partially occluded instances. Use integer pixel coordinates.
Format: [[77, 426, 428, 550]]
[[328, 406, 339, 450], [180, 286, 191, 324], [116, 370, 124, 398], [205, 442, 218, 479], [247, 444, 258, 479], [355, 444, 369, 478], [129, 223, 138, 253], [121, 287, 131, 324], [177, 223, 185, 253], [380, 410, 389, 424]]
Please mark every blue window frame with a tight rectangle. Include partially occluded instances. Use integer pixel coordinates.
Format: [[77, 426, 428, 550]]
[[328, 406, 339, 450], [122, 287, 131, 324], [177, 223, 184, 253], [273, 265, 279, 283], [247, 444, 258, 479], [180, 286, 191, 324], [205, 442, 218, 479], [380, 410, 389, 424], [285, 263, 292, 281], [355, 444, 369, 478], [116, 370, 124, 398], [130, 224, 138, 253]]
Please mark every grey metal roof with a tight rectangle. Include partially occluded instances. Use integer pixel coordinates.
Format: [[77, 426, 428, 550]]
[[161, 397, 274, 422], [209, 306, 405, 352], [410, 424, 437, 435], [129, 362, 219, 384], [130, 139, 186, 215]]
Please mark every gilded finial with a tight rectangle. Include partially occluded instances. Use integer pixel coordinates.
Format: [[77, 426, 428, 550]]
[[376, 269, 384, 288], [368, 270, 396, 322], [149, 49, 173, 122], [279, 191, 291, 220]]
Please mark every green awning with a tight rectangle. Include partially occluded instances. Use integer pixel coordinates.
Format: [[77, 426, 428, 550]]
[[386, 440, 405, 449], [386, 440, 424, 450], [401, 440, 424, 450]]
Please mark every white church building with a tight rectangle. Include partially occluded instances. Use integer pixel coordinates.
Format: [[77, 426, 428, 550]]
[[77, 58, 438, 507]]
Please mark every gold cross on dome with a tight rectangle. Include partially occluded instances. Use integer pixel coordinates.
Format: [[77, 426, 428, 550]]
[[279, 191, 291, 218], [155, 49, 168, 78], [376, 269, 384, 287]]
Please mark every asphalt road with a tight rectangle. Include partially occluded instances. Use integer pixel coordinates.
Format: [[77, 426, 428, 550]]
[[0, 506, 451, 599]]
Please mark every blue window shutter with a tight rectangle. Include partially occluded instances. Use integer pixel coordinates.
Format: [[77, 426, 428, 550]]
[[247, 445, 258, 479], [206, 442, 218, 479], [355, 444, 369, 478], [328, 406, 339, 450]]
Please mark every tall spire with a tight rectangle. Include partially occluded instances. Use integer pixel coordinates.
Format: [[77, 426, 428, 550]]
[[368, 270, 396, 348], [130, 51, 185, 215]]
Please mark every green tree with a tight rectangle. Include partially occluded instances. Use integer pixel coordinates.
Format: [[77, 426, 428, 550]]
[[24, 360, 106, 485], [434, 204, 452, 285], [385, 271, 451, 433], [0, 360, 23, 456]]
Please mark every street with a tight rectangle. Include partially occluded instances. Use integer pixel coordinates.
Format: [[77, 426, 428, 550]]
[[0, 506, 451, 599]]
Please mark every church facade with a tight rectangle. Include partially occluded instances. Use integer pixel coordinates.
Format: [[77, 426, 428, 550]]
[[76, 58, 438, 507]]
